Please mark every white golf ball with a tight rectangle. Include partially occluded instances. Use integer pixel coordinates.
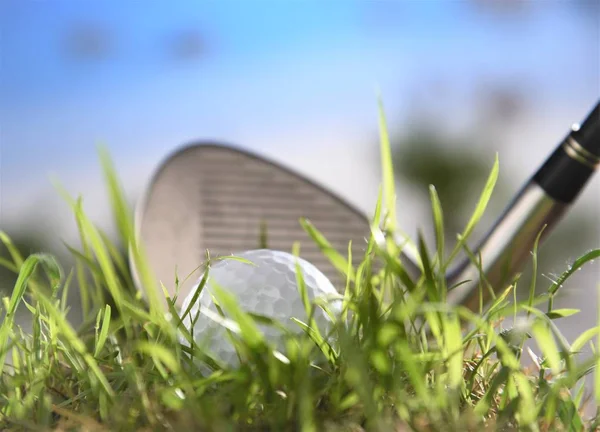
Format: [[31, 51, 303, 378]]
[[179, 249, 342, 366]]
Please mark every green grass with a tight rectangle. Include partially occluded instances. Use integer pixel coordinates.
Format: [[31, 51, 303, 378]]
[[1, 102, 599, 431]]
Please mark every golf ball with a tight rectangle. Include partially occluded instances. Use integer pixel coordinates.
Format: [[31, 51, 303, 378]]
[[179, 249, 341, 366]]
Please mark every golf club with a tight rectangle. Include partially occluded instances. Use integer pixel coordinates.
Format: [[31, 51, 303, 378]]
[[444, 100, 599, 309], [132, 100, 599, 311]]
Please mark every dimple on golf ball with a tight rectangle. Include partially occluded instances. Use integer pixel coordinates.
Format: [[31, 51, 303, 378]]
[[180, 249, 342, 366]]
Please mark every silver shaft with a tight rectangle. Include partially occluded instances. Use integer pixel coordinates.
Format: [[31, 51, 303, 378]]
[[411, 101, 599, 310], [445, 182, 567, 309]]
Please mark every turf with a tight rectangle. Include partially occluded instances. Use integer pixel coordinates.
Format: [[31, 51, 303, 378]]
[[0, 100, 599, 431]]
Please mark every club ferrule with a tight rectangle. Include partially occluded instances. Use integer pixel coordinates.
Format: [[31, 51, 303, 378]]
[[561, 135, 600, 169], [533, 132, 598, 204]]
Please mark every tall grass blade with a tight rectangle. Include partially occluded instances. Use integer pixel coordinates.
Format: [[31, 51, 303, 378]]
[[0, 254, 38, 370], [300, 218, 354, 282], [376, 94, 397, 232], [446, 154, 499, 267]]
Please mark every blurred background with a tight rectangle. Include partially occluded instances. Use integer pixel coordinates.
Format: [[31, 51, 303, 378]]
[[0, 0, 598, 358]]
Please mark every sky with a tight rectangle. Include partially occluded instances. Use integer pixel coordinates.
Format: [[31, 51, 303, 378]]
[[0, 0, 597, 246]]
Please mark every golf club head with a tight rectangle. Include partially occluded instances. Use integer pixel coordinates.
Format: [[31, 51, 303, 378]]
[[132, 142, 382, 308]]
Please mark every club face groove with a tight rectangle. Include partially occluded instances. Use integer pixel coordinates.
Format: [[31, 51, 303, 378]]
[[134, 142, 375, 307]]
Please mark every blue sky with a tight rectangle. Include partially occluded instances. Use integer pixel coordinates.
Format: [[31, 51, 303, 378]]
[[1, 1, 595, 103], [0, 1, 598, 218]]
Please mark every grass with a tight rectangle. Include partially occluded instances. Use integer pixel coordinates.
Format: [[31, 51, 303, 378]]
[[1, 101, 599, 431]]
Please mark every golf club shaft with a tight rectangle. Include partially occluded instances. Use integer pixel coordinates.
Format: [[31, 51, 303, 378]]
[[439, 101, 600, 310]]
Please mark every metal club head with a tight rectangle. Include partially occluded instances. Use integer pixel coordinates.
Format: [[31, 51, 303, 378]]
[[132, 142, 378, 308]]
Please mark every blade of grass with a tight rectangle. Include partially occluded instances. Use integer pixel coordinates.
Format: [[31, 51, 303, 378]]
[[98, 146, 165, 321], [0, 254, 38, 370], [528, 225, 546, 317], [135, 341, 181, 374], [443, 312, 464, 390], [530, 318, 561, 375], [0, 231, 25, 268], [376, 93, 396, 233], [548, 248, 600, 311], [300, 218, 355, 282], [94, 305, 112, 358], [446, 154, 499, 267], [429, 185, 445, 270]]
